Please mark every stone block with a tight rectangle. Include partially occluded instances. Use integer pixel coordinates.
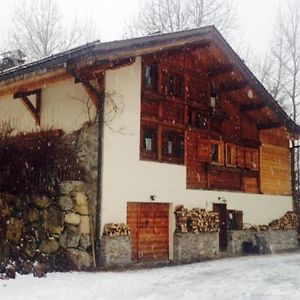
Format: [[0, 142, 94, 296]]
[[59, 225, 81, 248], [74, 192, 89, 215], [228, 229, 299, 255], [59, 195, 73, 211], [39, 238, 59, 254], [79, 235, 91, 249], [100, 236, 131, 268], [68, 249, 93, 271], [79, 216, 90, 234], [27, 208, 41, 223], [33, 195, 51, 209], [43, 207, 64, 235], [24, 238, 37, 258], [173, 232, 219, 262], [60, 181, 86, 195], [0, 198, 11, 219], [65, 212, 81, 225], [6, 218, 23, 242]]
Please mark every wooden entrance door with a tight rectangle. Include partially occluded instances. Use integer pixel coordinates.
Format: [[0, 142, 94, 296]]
[[127, 202, 169, 262], [213, 203, 228, 251]]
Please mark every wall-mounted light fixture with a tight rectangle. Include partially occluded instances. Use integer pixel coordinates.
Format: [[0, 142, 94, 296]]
[[150, 194, 156, 201], [217, 196, 227, 203]]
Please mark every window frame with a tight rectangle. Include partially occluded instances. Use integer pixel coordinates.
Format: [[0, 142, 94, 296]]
[[140, 124, 158, 161], [225, 143, 237, 167], [162, 129, 185, 164], [211, 141, 224, 165]]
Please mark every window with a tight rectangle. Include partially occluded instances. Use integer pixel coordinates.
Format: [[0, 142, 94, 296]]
[[226, 144, 237, 167], [211, 142, 224, 164], [212, 144, 219, 162], [144, 64, 158, 91], [245, 148, 259, 170], [237, 147, 259, 170], [188, 109, 208, 129], [140, 125, 158, 160], [163, 72, 185, 98], [162, 130, 184, 163]]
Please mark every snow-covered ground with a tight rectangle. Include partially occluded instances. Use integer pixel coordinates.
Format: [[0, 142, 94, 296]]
[[2, 253, 300, 300]]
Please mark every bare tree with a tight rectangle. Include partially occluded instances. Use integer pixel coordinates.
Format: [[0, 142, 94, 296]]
[[7, 0, 99, 61], [124, 0, 236, 38], [255, 1, 300, 122], [254, 0, 300, 213]]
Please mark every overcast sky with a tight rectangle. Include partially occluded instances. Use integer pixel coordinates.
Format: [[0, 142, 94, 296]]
[[0, 0, 283, 59]]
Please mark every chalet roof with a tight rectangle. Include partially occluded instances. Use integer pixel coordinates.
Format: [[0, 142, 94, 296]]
[[0, 26, 299, 135]]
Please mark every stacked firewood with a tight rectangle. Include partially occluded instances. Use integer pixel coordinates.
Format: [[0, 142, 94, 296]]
[[174, 205, 219, 233], [244, 212, 298, 231], [174, 205, 189, 233], [103, 223, 131, 237], [269, 211, 298, 230]]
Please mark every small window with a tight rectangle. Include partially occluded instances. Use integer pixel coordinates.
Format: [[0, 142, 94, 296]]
[[211, 142, 224, 164], [144, 64, 158, 91], [163, 72, 184, 98], [162, 130, 184, 164], [140, 125, 158, 161], [245, 148, 259, 170], [226, 144, 237, 167], [212, 144, 219, 162], [189, 110, 208, 129]]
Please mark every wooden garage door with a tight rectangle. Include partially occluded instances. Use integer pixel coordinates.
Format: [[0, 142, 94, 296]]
[[127, 202, 169, 262]]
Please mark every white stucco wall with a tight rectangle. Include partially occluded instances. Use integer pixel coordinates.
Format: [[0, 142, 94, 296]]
[[102, 57, 293, 234], [0, 79, 96, 133]]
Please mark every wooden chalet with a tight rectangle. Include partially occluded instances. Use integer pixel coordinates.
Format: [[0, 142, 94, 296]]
[[0, 26, 299, 265]]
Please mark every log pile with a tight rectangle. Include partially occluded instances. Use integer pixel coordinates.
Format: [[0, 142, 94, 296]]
[[174, 205, 189, 233], [243, 211, 298, 231], [269, 211, 298, 230], [174, 205, 219, 233], [103, 223, 131, 237]]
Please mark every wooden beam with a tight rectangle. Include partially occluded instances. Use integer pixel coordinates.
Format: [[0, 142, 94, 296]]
[[219, 81, 247, 93], [67, 65, 104, 110], [0, 68, 70, 98], [76, 57, 136, 80], [14, 89, 41, 125], [208, 64, 234, 77], [258, 122, 282, 130], [241, 103, 266, 112]]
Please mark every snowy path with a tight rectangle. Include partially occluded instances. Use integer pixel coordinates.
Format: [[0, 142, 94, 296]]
[[2, 253, 300, 300]]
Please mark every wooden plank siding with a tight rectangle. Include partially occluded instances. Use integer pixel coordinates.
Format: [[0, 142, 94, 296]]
[[260, 130, 291, 195], [127, 203, 169, 262], [140, 48, 293, 195]]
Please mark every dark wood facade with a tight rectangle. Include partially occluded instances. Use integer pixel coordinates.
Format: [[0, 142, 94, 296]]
[[139, 42, 292, 195]]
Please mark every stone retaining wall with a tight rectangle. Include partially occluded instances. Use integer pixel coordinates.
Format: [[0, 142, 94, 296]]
[[0, 181, 93, 273], [173, 232, 219, 262], [228, 229, 299, 254], [100, 236, 131, 268]]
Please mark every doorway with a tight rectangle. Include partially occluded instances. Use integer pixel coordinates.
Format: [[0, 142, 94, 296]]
[[213, 203, 228, 251], [127, 202, 169, 262]]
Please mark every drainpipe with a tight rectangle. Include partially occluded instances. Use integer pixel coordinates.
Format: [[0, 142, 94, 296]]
[[95, 90, 105, 268]]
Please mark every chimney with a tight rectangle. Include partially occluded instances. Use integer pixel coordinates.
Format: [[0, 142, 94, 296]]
[[0, 50, 26, 72]]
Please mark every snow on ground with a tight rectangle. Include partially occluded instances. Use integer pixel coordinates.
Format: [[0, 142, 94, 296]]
[[2, 253, 300, 300]]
